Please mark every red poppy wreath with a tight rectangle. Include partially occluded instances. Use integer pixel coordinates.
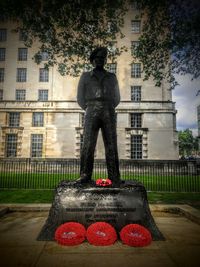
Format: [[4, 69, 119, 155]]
[[96, 178, 112, 187], [55, 222, 86, 246], [120, 224, 152, 247], [86, 222, 117, 246]]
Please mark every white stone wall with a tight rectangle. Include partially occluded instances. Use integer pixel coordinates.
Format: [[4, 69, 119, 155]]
[[0, 10, 179, 160]]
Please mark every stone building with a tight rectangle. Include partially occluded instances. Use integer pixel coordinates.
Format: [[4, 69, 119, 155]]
[[0, 4, 179, 160], [197, 105, 200, 150]]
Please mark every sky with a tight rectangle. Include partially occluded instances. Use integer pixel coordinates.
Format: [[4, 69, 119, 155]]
[[172, 74, 200, 136]]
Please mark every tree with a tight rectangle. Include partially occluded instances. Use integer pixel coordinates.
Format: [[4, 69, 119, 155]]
[[0, 0, 127, 76], [134, 0, 200, 88], [178, 129, 198, 157], [0, 0, 199, 87]]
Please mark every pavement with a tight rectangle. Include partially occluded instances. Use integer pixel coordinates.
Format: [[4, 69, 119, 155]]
[[0, 204, 199, 267]]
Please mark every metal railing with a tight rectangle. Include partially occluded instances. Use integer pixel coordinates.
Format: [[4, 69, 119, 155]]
[[0, 158, 199, 192]]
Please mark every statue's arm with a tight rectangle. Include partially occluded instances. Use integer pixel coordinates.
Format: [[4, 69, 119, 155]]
[[77, 73, 87, 110], [113, 75, 120, 108]]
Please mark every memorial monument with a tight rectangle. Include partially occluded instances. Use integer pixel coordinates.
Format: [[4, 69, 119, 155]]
[[37, 47, 164, 241], [76, 47, 121, 185]]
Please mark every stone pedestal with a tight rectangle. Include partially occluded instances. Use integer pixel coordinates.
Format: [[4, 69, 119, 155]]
[[37, 180, 164, 241]]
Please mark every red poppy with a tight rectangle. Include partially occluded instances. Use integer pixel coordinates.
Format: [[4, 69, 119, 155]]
[[86, 222, 117, 246], [96, 178, 112, 187], [55, 222, 86, 246], [120, 224, 152, 247]]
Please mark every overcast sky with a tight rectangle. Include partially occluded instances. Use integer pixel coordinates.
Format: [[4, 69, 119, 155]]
[[172, 74, 200, 136]]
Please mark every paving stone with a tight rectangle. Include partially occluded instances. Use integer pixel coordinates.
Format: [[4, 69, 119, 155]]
[[0, 207, 199, 267]]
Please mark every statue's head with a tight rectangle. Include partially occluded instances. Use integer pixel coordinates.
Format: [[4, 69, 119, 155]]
[[89, 47, 107, 68]]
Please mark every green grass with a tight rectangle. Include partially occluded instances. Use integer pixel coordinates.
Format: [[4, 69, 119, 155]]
[[0, 172, 199, 192], [0, 173, 79, 189], [0, 189, 54, 203], [148, 192, 200, 204]]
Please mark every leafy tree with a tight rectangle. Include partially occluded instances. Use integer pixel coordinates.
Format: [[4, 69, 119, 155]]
[[178, 129, 198, 157], [0, 0, 199, 87], [134, 0, 200, 88], [0, 0, 127, 76]]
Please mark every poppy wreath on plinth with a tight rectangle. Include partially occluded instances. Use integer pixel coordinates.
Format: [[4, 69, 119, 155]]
[[55, 222, 86, 246], [96, 178, 112, 187], [86, 222, 117, 246], [120, 224, 152, 247]]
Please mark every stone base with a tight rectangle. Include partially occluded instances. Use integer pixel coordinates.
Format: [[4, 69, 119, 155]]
[[37, 180, 165, 241]]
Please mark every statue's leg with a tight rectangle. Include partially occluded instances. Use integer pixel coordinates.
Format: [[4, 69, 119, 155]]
[[79, 107, 99, 181], [101, 107, 120, 182]]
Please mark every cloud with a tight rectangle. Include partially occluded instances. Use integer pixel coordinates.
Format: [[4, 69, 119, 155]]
[[172, 74, 200, 136]]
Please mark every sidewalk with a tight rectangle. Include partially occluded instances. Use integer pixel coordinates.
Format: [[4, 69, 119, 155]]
[[0, 204, 199, 267]]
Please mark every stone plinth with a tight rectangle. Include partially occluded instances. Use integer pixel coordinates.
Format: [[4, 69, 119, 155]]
[[37, 180, 164, 241]]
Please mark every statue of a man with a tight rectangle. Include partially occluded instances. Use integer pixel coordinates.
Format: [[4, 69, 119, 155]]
[[77, 47, 121, 185]]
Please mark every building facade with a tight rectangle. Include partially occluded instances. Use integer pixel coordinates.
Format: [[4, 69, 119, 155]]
[[197, 105, 200, 150], [0, 5, 179, 160]]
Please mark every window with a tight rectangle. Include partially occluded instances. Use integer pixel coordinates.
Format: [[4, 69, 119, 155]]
[[38, 89, 48, 101], [80, 134, 84, 152], [131, 63, 141, 78], [17, 68, 27, 82], [6, 134, 17, 157], [83, 64, 92, 72], [0, 68, 5, 82], [41, 52, 49, 61], [32, 112, 44, 127], [16, 89, 26, 101], [18, 48, 28, 61], [0, 48, 6, 61], [0, 29, 7, 41], [131, 20, 141, 33], [130, 113, 142, 128], [131, 86, 141, 101], [130, 1, 140, 10], [9, 112, 20, 127], [107, 42, 117, 54], [131, 41, 139, 55], [31, 134, 43, 157], [131, 135, 143, 159], [107, 21, 112, 32], [173, 114, 176, 130], [106, 63, 117, 74], [107, 21, 117, 33], [19, 29, 26, 41], [80, 113, 85, 127], [0, 89, 3, 100], [39, 68, 49, 82]]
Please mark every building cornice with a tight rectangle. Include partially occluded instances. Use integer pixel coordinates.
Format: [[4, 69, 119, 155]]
[[0, 100, 176, 113]]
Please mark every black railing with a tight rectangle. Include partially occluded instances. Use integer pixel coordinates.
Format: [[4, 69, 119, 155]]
[[0, 158, 199, 192]]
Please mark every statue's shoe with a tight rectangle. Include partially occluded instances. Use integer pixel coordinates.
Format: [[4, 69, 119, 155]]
[[75, 177, 93, 184]]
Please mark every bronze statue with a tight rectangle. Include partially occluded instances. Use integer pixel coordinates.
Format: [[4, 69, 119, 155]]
[[77, 47, 121, 185]]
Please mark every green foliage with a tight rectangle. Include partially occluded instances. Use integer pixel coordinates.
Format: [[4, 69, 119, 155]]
[[178, 129, 198, 156], [0, 0, 199, 87], [0, 0, 127, 76], [133, 0, 200, 88]]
